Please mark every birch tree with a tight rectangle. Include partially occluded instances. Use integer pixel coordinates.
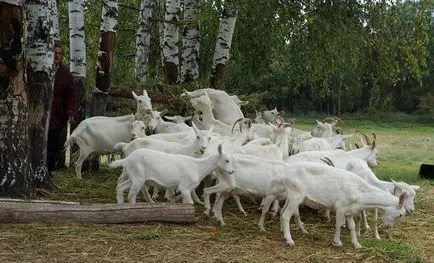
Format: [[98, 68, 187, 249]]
[[69, 0, 87, 124], [0, 0, 36, 197], [163, 0, 180, 84], [51, 0, 60, 41], [134, 0, 153, 83], [26, 0, 55, 189], [181, 0, 199, 83], [211, 8, 238, 90], [91, 0, 119, 117]]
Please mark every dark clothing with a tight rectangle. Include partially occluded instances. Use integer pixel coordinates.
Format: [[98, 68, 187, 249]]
[[47, 128, 64, 171], [47, 63, 77, 171], [49, 63, 77, 130]]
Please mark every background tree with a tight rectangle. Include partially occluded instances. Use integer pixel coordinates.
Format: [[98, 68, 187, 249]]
[[69, 0, 87, 125], [26, 0, 56, 191]]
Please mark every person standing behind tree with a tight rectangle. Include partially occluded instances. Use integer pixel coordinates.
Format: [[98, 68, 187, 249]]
[[47, 41, 77, 174]]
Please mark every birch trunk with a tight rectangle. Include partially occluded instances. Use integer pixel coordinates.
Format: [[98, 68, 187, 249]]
[[51, 0, 60, 41], [91, 0, 119, 117], [26, 0, 56, 189], [211, 8, 238, 90], [158, 0, 165, 68], [89, 0, 118, 172], [134, 0, 153, 83], [181, 0, 199, 83], [163, 0, 180, 84], [0, 1, 36, 198], [68, 0, 87, 125]]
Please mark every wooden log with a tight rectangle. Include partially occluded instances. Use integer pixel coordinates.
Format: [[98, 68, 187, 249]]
[[0, 199, 197, 224]]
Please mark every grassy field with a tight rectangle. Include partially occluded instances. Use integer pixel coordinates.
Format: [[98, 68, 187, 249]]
[[0, 118, 433, 263]]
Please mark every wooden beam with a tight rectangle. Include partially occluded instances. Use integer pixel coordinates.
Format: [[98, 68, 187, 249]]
[[0, 199, 197, 224]]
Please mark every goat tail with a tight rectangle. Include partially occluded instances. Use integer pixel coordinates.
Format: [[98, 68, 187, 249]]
[[113, 142, 127, 152], [109, 159, 125, 169]]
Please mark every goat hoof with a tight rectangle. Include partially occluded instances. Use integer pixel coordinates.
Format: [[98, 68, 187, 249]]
[[285, 240, 295, 246], [332, 241, 343, 247], [353, 243, 363, 249]]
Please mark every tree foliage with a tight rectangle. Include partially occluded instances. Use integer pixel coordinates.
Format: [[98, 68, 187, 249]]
[[55, 0, 433, 116]]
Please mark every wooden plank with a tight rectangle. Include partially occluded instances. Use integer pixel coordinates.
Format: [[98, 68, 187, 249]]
[[0, 200, 197, 224]]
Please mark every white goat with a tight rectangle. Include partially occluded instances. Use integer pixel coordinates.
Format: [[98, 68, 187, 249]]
[[150, 110, 192, 134], [165, 115, 192, 124], [345, 159, 419, 239], [286, 133, 378, 168], [110, 144, 234, 205], [202, 155, 289, 226], [114, 122, 212, 157], [296, 134, 353, 153], [190, 93, 241, 137], [183, 88, 245, 125], [114, 122, 214, 204], [64, 90, 153, 179], [262, 107, 283, 124], [259, 162, 407, 249]]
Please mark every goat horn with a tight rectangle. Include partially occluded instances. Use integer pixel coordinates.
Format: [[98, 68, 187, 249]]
[[321, 117, 337, 123], [354, 143, 360, 149], [320, 157, 335, 167], [232, 118, 244, 134], [274, 116, 283, 125], [283, 123, 292, 128], [334, 127, 344, 135], [356, 130, 372, 146]]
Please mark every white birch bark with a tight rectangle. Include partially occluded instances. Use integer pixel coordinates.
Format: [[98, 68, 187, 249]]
[[2, 0, 21, 5], [158, 0, 165, 67], [163, 0, 180, 81], [181, 0, 199, 83], [68, 0, 87, 78], [26, 0, 54, 79], [212, 8, 237, 72], [95, 0, 118, 81], [51, 0, 59, 41], [134, 0, 153, 83], [100, 0, 119, 33]]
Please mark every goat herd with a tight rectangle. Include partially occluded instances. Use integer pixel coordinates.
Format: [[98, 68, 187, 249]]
[[64, 88, 420, 249]]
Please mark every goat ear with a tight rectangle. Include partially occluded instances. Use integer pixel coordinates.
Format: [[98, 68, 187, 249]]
[[142, 90, 148, 97], [239, 100, 249, 106], [184, 116, 192, 121], [165, 116, 175, 121], [316, 120, 321, 124], [412, 185, 420, 191], [398, 192, 407, 207], [218, 144, 222, 155]]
